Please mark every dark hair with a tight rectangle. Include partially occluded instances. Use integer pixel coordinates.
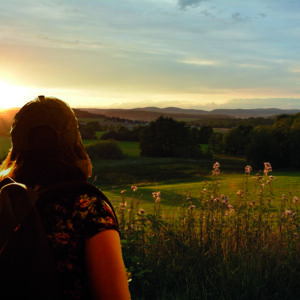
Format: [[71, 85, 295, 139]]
[[0, 96, 92, 187]]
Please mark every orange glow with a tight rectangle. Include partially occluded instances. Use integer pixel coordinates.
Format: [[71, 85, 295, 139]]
[[0, 80, 30, 109]]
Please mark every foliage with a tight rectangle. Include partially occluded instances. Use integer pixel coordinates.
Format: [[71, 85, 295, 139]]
[[85, 140, 124, 160], [245, 126, 281, 168], [101, 125, 142, 142], [198, 125, 214, 144], [190, 117, 274, 129], [209, 132, 224, 153], [139, 116, 202, 158], [117, 163, 300, 299], [223, 125, 253, 155], [79, 121, 99, 139]]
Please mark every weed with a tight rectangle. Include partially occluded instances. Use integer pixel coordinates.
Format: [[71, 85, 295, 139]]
[[119, 162, 300, 299]]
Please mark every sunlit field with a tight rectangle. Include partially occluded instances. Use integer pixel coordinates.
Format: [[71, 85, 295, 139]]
[[109, 162, 300, 300], [1, 136, 300, 299]]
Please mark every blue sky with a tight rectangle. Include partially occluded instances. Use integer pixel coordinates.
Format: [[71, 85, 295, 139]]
[[0, 0, 299, 109]]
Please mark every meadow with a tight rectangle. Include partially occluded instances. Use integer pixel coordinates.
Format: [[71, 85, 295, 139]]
[[0, 136, 299, 299], [86, 140, 300, 299]]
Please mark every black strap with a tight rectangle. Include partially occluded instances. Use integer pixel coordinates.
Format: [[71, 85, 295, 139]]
[[0, 179, 38, 253]]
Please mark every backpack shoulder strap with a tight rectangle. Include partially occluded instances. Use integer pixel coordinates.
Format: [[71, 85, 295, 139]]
[[0, 178, 39, 253]]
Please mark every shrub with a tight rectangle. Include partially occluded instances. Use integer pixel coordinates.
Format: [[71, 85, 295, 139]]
[[85, 140, 124, 159]]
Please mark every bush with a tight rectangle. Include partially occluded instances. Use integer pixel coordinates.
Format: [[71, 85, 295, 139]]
[[85, 140, 124, 160]]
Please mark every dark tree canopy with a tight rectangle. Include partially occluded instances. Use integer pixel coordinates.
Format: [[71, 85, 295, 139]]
[[139, 116, 202, 158]]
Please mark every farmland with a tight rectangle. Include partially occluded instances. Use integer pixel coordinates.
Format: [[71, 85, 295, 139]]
[[1, 134, 300, 299]]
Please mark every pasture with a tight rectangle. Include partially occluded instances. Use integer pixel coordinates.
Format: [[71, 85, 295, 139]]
[[1, 136, 299, 299]]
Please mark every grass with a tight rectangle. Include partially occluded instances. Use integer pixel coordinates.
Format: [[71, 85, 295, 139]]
[[0, 137, 10, 159], [112, 163, 300, 300], [1, 135, 300, 298]]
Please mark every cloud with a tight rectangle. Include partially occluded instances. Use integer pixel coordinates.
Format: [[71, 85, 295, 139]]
[[177, 58, 219, 66], [178, 0, 207, 9], [231, 12, 250, 22]]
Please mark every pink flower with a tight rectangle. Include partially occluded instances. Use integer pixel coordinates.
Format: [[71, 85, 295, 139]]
[[131, 186, 137, 192], [245, 165, 252, 174]]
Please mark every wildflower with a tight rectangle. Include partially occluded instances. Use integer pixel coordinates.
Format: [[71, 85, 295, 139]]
[[120, 202, 127, 210], [152, 191, 161, 198], [245, 165, 252, 175], [201, 188, 207, 194], [187, 196, 191, 201], [214, 198, 220, 203], [284, 210, 292, 216], [155, 197, 161, 203], [264, 162, 272, 175], [236, 190, 244, 196], [293, 196, 299, 203], [261, 183, 265, 189], [121, 190, 126, 194], [212, 169, 220, 175], [139, 208, 145, 215], [269, 175, 274, 181], [188, 205, 196, 210], [227, 205, 234, 210], [213, 162, 220, 169], [131, 185, 137, 192]]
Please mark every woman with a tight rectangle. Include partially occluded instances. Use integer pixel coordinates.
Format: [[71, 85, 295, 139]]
[[0, 96, 131, 299]]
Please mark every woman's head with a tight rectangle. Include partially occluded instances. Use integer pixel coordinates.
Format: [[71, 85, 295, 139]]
[[0, 96, 92, 186]]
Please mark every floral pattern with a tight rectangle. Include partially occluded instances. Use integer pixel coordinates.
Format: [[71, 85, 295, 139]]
[[37, 190, 119, 299]]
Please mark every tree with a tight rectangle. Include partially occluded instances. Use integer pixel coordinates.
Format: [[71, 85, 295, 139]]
[[245, 126, 281, 168], [139, 116, 202, 158], [209, 132, 224, 153], [198, 126, 214, 144], [223, 125, 253, 155]]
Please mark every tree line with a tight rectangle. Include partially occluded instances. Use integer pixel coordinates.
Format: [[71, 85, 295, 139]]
[[79, 114, 300, 168], [210, 113, 300, 168]]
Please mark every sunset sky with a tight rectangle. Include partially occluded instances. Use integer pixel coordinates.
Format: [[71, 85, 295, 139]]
[[0, 0, 299, 110]]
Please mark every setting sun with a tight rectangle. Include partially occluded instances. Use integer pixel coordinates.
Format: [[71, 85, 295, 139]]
[[0, 80, 31, 110]]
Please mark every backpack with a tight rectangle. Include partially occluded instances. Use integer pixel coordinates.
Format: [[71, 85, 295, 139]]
[[0, 178, 118, 300]]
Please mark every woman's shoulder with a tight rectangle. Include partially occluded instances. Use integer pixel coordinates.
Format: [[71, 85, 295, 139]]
[[38, 182, 119, 237]]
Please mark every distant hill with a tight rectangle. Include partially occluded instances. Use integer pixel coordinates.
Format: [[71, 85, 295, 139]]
[[80, 107, 300, 121], [72, 108, 105, 119]]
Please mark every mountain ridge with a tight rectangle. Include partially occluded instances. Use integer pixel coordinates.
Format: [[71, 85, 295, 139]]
[[80, 107, 300, 120]]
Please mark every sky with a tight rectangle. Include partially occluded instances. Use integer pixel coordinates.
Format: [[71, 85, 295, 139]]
[[0, 0, 300, 110]]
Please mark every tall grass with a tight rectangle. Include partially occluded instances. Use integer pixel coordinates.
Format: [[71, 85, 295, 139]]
[[118, 163, 300, 300]]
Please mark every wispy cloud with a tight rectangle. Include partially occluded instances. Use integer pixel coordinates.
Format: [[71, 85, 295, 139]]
[[178, 0, 207, 10], [238, 63, 268, 70], [177, 58, 220, 66]]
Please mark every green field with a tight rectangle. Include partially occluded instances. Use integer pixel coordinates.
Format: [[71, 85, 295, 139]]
[[0, 136, 10, 159], [1, 136, 299, 298]]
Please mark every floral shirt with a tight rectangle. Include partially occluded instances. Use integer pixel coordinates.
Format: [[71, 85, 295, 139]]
[[37, 188, 119, 299]]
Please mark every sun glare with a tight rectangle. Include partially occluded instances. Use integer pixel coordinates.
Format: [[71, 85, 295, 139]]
[[0, 80, 29, 110]]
